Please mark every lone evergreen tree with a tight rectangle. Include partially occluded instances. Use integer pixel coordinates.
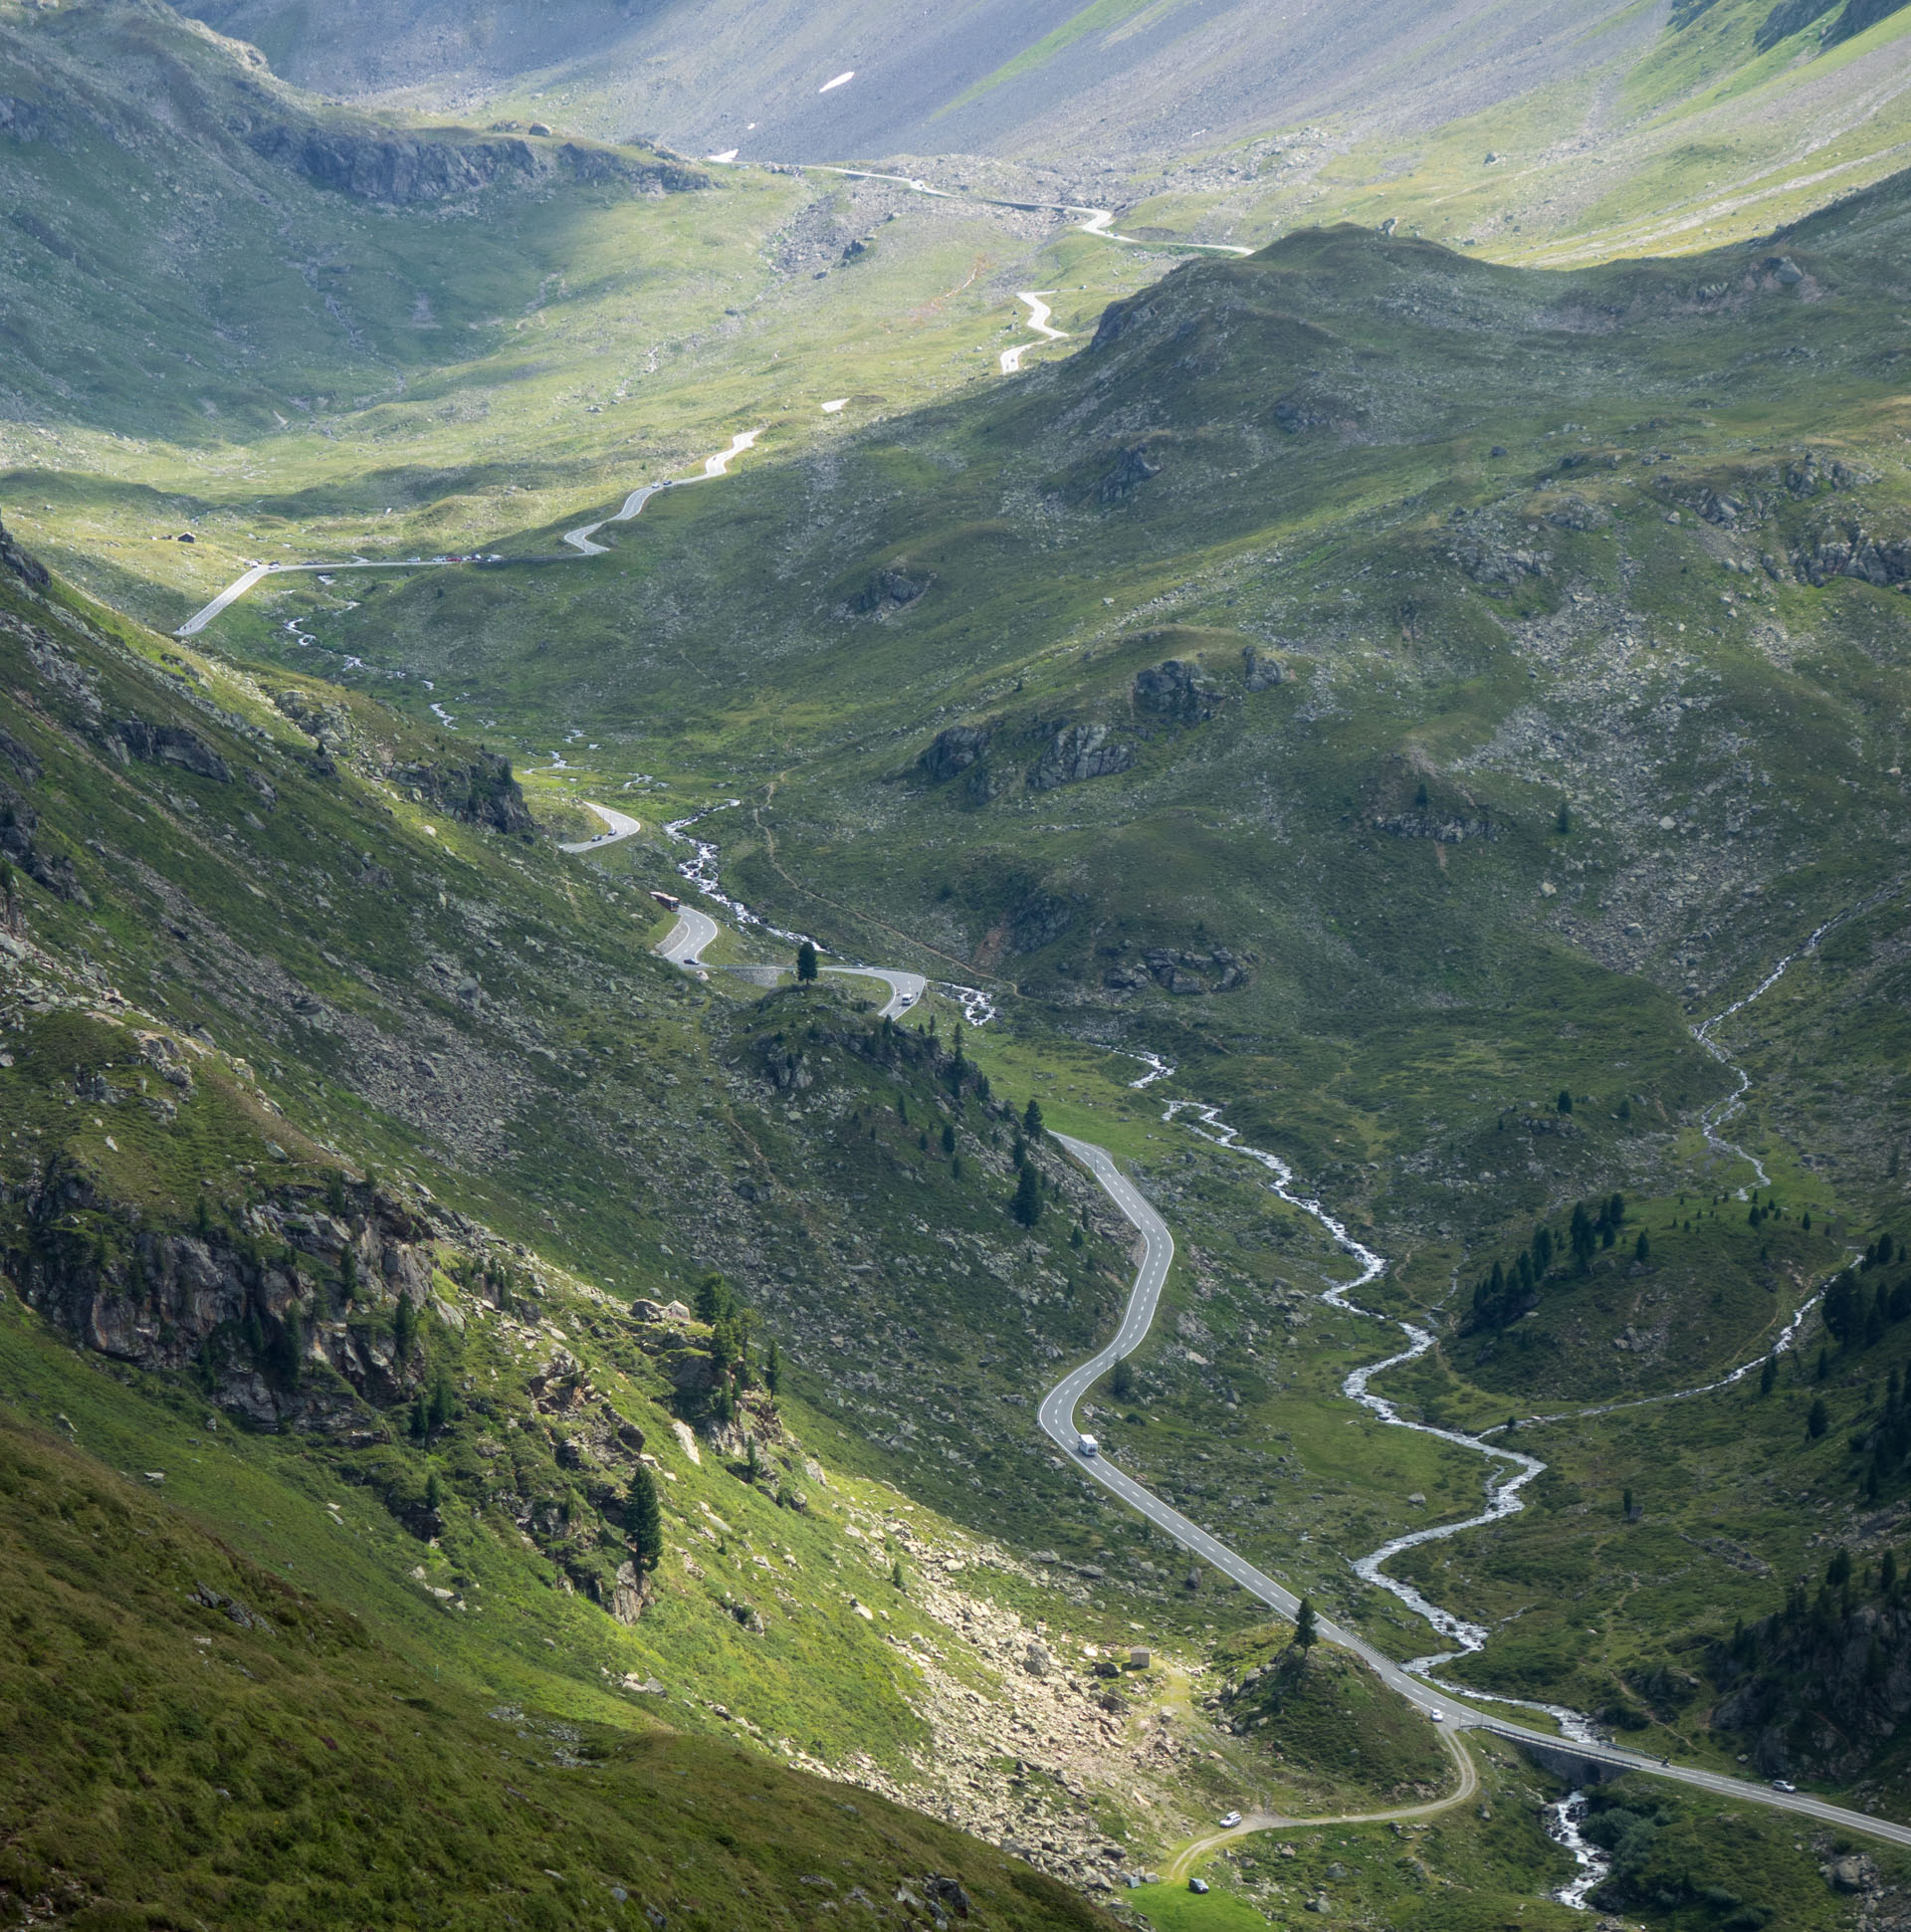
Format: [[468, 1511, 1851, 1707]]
[[796, 940, 818, 983], [627, 1463, 664, 1574], [1111, 1355, 1134, 1401], [1807, 1396, 1829, 1439], [1012, 1164, 1043, 1228], [1760, 1355, 1778, 1396], [763, 1338, 781, 1396], [1294, 1598, 1318, 1650], [942, 1122, 956, 1155], [696, 1272, 732, 1324], [1634, 1229, 1651, 1263], [1024, 1097, 1045, 1136], [393, 1292, 416, 1363], [1557, 1089, 1574, 1115]]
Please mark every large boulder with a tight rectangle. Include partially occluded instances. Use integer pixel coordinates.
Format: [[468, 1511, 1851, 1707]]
[[1028, 724, 1134, 790], [1132, 659, 1223, 724], [919, 725, 991, 780]]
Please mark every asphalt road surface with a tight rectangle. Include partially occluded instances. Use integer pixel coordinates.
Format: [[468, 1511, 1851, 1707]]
[[821, 964, 925, 1018], [557, 802, 643, 853], [174, 434, 762, 635], [657, 904, 721, 966], [1045, 1133, 1911, 1847]]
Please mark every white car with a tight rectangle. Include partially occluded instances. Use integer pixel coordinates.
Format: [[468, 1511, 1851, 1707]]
[[1772, 1778, 1797, 1793], [1428, 1709, 1445, 1723], [1077, 1433, 1099, 1457], [1219, 1811, 1242, 1828]]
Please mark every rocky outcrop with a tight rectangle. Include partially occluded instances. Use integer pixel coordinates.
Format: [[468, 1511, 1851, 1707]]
[[1757, 0, 1838, 48], [1710, 1589, 1911, 1780], [855, 565, 932, 614], [1241, 645, 1286, 691], [1132, 659, 1223, 724], [1371, 810, 1499, 843], [1823, 0, 1911, 47], [1028, 724, 1134, 790], [0, 1158, 443, 1433], [1096, 444, 1163, 503], [247, 124, 707, 206], [0, 96, 65, 146], [0, 512, 49, 590], [918, 725, 991, 781], [1104, 946, 1248, 995], [1792, 522, 1911, 589], [0, 794, 86, 904], [102, 716, 233, 782], [1785, 451, 1872, 496], [1448, 523, 1549, 588], [387, 749, 534, 836]]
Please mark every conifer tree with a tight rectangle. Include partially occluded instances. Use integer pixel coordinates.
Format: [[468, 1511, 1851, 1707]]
[[627, 1464, 664, 1574], [1294, 1598, 1318, 1650], [1012, 1164, 1043, 1228], [796, 940, 818, 983], [1024, 1097, 1045, 1136]]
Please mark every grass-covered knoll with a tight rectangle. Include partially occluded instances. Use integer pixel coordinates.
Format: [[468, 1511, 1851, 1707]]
[[0, 1412, 1120, 1932], [1201, 1623, 1451, 1808]]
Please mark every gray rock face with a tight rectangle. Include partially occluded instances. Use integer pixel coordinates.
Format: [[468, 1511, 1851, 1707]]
[[855, 565, 933, 613], [5, 1159, 440, 1431], [1132, 659, 1223, 724], [1756, 0, 1836, 50], [1028, 724, 1134, 789], [1792, 523, 1911, 588], [386, 749, 535, 836], [104, 716, 233, 782], [1241, 644, 1286, 691], [1371, 810, 1499, 843], [919, 725, 991, 781], [1097, 444, 1164, 502]]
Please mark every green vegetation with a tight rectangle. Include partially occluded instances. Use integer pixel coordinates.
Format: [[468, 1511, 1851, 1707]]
[[11, 0, 1911, 1916], [0, 1415, 1114, 1931]]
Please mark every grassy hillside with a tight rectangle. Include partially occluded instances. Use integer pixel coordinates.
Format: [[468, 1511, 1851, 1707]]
[[190, 164, 1911, 1810], [0, 1412, 1118, 1932]]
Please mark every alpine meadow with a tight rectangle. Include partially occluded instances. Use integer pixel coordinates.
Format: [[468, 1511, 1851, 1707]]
[[7, 1, 1911, 1929]]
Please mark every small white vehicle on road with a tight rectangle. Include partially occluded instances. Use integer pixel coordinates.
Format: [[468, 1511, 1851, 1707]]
[[1428, 1709, 1445, 1723], [1219, 1811, 1241, 1827], [1773, 1779, 1797, 1793], [1077, 1433, 1099, 1457]]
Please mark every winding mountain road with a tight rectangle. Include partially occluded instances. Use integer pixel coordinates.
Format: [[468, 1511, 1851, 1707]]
[[606, 862, 1911, 1847], [171, 433, 764, 637], [557, 801, 643, 853], [656, 902, 722, 966], [1046, 1134, 1911, 1852], [649, 888, 922, 1017], [999, 294, 1066, 373]]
